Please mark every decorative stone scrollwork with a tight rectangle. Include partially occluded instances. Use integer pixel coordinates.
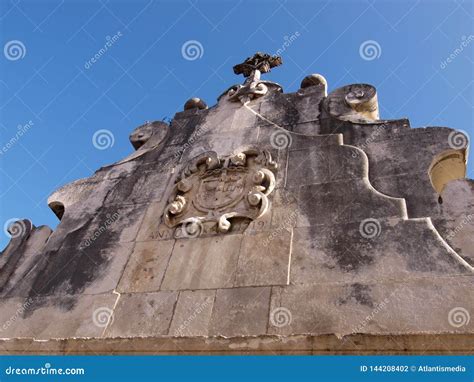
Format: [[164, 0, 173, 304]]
[[227, 52, 283, 104], [324, 83, 379, 122], [227, 71, 282, 104], [344, 85, 378, 117], [163, 149, 277, 238]]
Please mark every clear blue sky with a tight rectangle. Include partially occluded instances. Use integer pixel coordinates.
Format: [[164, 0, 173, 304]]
[[0, 0, 473, 249]]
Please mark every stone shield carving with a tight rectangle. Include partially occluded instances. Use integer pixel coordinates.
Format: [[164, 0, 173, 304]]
[[163, 149, 277, 238]]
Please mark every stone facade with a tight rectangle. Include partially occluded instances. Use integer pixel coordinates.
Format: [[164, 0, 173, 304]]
[[0, 53, 473, 354]]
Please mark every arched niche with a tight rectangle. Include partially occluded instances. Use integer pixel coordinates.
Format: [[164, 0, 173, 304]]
[[48, 201, 65, 220], [429, 149, 467, 198]]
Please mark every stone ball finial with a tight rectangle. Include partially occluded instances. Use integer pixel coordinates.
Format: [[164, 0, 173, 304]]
[[300, 74, 328, 94], [184, 98, 208, 111]]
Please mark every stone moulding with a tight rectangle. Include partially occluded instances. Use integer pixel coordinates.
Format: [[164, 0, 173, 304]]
[[1, 333, 473, 355], [163, 149, 277, 238], [227, 76, 283, 104]]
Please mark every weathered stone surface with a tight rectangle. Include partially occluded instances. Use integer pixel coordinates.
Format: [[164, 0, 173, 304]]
[[371, 173, 438, 217], [287, 144, 368, 186], [117, 240, 174, 293], [287, 148, 330, 185], [269, 285, 342, 335], [161, 236, 242, 290], [295, 179, 406, 227], [209, 287, 271, 337], [48, 177, 119, 216], [135, 201, 172, 242], [432, 179, 474, 266], [105, 291, 177, 338], [259, 90, 324, 129], [269, 277, 474, 337], [1, 333, 472, 355], [2, 241, 134, 298], [234, 230, 292, 287], [290, 218, 471, 286], [169, 290, 215, 337], [104, 165, 172, 206], [0, 223, 52, 295], [0, 293, 117, 339]]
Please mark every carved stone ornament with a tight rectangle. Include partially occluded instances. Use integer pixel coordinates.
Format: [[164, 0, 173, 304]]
[[233, 52, 282, 77], [163, 149, 277, 238], [227, 52, 283, 104]]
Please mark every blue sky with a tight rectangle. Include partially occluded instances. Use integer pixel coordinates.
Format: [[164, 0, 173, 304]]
[[0, 0, 473, 249]]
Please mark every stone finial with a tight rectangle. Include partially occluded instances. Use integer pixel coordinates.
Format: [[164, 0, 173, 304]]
[[300, 74, 328, 95], [184, 98, 208, 111], [324, 84, 379, 122], [129, 121, 169, 150], [233, 52, 282, 78], [226, 52, 283, 104], [344, 85, 378, 120]]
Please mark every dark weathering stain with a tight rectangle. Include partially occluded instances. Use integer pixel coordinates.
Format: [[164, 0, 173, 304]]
[[338, 283, 374, 308], [23, 207, 122, 317], [303, 218, 375, 273], [0, 234, 31, 295], [326, 240, 375, 272], [261, 92, 300, 131], [432, 218, 474, 267]]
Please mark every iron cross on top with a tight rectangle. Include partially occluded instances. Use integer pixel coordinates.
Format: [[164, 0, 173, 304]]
[[233, 52, 282, 78]]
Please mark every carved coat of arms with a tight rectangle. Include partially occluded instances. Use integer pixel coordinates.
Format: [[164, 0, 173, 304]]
[[163, 149, 277, 238]]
